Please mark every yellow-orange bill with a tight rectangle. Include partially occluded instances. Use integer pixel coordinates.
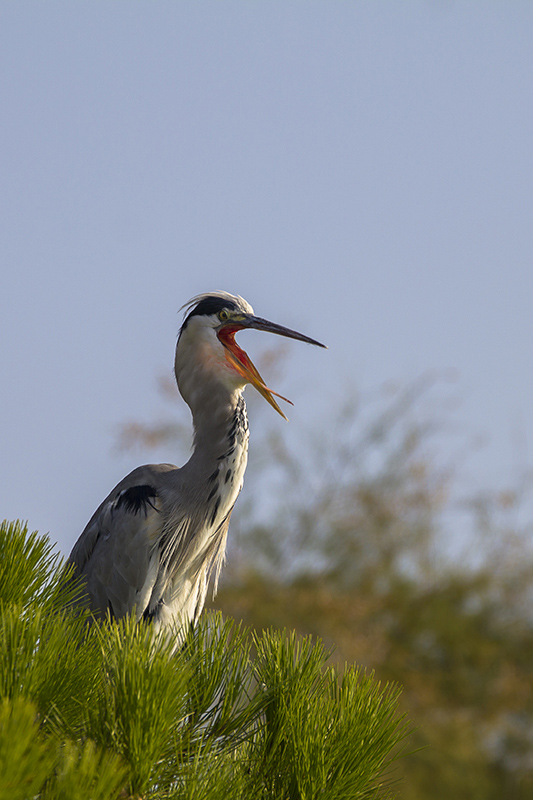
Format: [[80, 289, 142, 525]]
[[219, 328, 293, 420]]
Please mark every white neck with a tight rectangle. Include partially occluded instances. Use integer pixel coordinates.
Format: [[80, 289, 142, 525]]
[[175, 319, 250, 483]]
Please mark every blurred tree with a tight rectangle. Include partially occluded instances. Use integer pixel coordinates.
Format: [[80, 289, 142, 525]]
[[116, 360, 533, 799]]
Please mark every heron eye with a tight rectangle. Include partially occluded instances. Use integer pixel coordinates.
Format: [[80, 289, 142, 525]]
[[218, 309, 230, 321]]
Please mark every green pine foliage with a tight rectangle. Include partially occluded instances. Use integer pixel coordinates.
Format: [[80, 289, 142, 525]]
[[0, 520, 408, 799], [0, 697, 52, 800], [251, 631, 407, 799]]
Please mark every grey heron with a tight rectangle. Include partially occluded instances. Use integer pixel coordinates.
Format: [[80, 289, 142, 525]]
[[68, 291, 325, 633]]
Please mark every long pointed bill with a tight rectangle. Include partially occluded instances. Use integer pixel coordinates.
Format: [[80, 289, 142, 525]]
[[217, 315, 326, 420]]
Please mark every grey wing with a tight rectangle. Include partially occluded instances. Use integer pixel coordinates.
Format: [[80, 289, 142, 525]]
[[68, 465, 174, 621]]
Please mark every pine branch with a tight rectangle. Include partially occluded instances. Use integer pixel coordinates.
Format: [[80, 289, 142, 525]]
[[0, 521, 409, 799]]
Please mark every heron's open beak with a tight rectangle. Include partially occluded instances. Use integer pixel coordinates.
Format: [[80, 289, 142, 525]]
[[217, 315, 326, 420]]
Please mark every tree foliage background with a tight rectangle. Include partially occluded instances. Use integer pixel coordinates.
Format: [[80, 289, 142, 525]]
[[117, 352, 533, 800]]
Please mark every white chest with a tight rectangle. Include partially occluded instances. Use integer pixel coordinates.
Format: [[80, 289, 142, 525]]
[[149, 397, 250, 632]]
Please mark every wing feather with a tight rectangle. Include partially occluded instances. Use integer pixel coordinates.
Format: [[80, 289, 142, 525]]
[[68, 465, 175, 620]]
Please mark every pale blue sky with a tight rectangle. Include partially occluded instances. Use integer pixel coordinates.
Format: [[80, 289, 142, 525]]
[[1, 3, 533, 553]]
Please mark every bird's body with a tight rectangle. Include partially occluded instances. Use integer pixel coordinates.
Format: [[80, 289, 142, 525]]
[[68, 291, 324, 634]]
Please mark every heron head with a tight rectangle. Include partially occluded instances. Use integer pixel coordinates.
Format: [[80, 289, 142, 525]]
[[176, 291, 326, 419]]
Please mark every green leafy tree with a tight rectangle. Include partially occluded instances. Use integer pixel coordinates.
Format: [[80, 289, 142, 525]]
[[118, 368, 533, 798], [215, 385, 533, 800]]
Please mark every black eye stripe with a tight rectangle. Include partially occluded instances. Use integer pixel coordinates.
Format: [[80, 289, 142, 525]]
[[182, 296, 238, 327]]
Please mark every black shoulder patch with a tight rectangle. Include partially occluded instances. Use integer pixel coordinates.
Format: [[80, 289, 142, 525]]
[[182, 296, 238, 328], [115, 485, 158, 515]]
